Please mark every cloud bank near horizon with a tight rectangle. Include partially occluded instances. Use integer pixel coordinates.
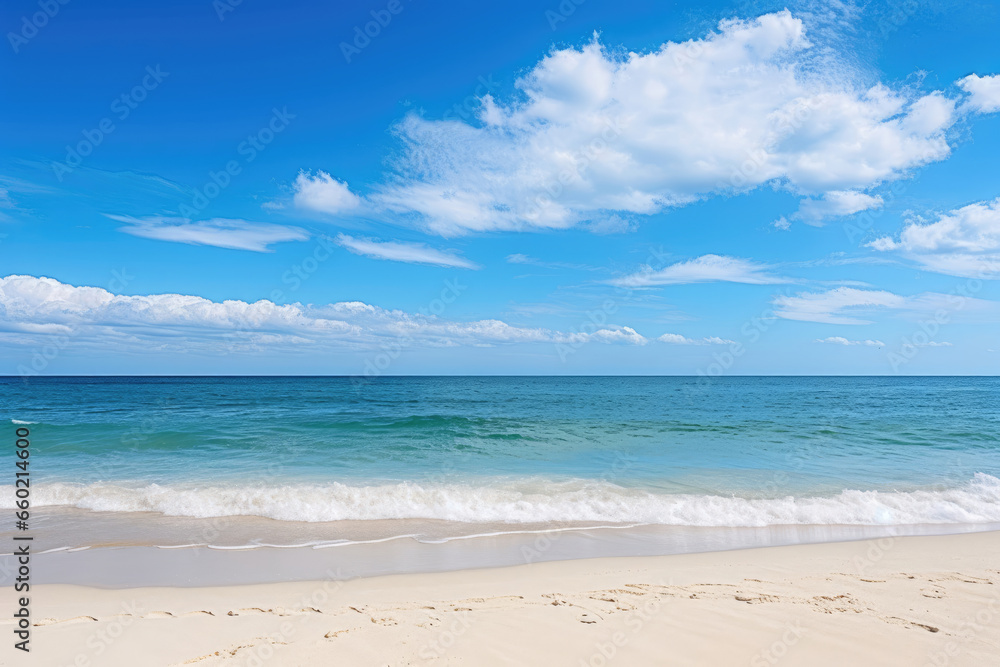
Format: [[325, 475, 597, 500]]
[[0, 275, 722, 357]]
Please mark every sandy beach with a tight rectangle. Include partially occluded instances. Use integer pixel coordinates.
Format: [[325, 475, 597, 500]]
[[7, 530, 998, 666]]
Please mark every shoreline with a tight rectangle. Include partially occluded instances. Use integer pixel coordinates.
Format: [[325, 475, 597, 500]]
[[4, 520, 999, 588], [12, 531, 1000, 666]]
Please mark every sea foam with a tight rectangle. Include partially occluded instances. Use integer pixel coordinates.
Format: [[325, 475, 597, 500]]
[[5, 473, 1000, 527]]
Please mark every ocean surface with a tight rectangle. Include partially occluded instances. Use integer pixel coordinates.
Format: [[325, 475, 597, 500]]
[[3, 376, 1000, 551]]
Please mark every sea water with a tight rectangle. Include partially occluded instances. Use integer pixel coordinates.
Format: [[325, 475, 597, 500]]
[[3, 376, 1000, 549]]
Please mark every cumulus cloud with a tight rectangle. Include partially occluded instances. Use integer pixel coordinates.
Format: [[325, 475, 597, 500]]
[[588, 326, 647, 345], [0, 275, 649, 353], [867, 198, 1000, 278], [293, 171, 362, 214], [816, 336, 884, 347], [957, 74, 1000, 113], [111, 215, 309, 252], [610, 255, 785, 288], [774, 286, 993, 325], [793, 190, 884, 226], [335, 234, 479, 269], [658, 333, 736, 345], [305, 10, 979, 236]]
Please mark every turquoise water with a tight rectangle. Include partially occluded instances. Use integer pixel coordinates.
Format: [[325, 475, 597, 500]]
[[3, 376, 1000, 527]]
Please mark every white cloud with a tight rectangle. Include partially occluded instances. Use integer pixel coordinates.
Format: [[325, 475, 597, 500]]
[[773, 217, 791, 231], [866, 236, 899, 252], [867, 198, 1000, 278], [0, 275, 648, 352], [507, 253, 532, 264], [774, 286, 994, 325], [816, 336, 884, 347], [585, 214, 637, 235], [658, 333, 736, 345], [111, 215, 309, 252], [0, 193, 10, 223], [505, 253, 595, 271], [335, 233, 479, 269], [793, 190, 883, 226], [957, 74, 1000, 113], [589, 326, 648, 345], [293, 171, 361, 214], [610, 254, 785, 288], [335, 10, 967, 235], [775, 288, 905, 324]]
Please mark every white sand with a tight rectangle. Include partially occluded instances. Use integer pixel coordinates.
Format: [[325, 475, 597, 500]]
[[7, 531, 1000, 666]]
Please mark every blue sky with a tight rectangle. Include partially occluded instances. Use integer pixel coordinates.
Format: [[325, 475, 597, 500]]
[[2, 0, 1000, 374]]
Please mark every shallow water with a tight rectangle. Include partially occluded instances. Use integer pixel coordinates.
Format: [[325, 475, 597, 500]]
[[3, 376, 999, 548]]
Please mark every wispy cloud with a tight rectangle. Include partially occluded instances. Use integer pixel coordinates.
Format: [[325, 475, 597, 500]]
[[506, 254, 597, 271], [774, 287, 995, 325], [0, 174, 56, 195], [336, 233, 479, 269], [609, 255, 786, 288], [0, 175, 54, 221], [816, 336, 884, 347], [111, 215, 309, 252], [658, 333, 736, 345]]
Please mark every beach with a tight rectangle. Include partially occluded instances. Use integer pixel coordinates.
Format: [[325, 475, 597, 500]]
[[9, 531, 999, 666]]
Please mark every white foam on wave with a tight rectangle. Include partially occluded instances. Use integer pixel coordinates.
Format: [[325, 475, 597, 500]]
[[11, 419, 37, 425], [4, 473, 1000, 527]]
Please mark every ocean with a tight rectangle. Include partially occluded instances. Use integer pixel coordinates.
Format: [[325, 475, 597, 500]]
[[3, 376, 1000, 556]]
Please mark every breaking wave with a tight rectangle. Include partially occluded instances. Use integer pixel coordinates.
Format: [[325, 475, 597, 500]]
[[6, 474, 1000, 527]]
